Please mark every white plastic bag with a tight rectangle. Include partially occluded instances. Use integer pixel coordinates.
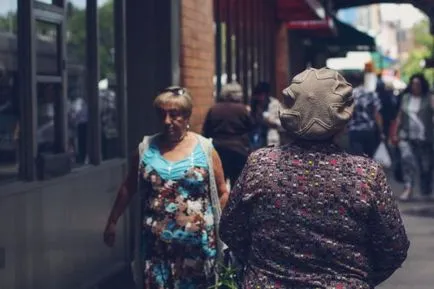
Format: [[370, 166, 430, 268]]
[[374, 142, 392, 168]]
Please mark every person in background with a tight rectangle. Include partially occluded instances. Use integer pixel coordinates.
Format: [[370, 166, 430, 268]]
[[347, 71, 384, 157], [100, 81, 119, 160], [250, 82, 284, 149], [68, 89, 88, 164], [37, 83, 56, 153], [104, 86, 229, 289], [203, 81, 253, 186], [376, 75, 397, 140], [391, 73, 434, 201], [220, 68, 409, 289]]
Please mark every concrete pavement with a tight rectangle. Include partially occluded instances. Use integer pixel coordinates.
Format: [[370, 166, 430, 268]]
[[104, 173, 434, 289], [378, 174, 434, 289]]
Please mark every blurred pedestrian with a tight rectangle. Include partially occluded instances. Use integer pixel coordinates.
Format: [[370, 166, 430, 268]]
[[250, 82, 285, 149], [347, 71, 384, 157], [391, 73, 434, 201], [203, 81, 253, 186]]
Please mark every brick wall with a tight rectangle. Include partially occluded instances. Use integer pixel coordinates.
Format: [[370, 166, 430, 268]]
[[180, 0, 215, 133], [275, 22, 290, 102]]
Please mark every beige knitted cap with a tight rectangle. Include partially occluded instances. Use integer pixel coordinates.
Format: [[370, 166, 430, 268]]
[[279, 68, 354, 140]]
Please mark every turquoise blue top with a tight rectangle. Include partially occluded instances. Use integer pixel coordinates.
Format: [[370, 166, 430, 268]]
[[141, 139, 209, 180]]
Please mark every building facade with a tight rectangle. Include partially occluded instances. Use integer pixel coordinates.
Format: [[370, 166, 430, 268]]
[[0, 1, 291, 288], [4, 0, 430, 288]]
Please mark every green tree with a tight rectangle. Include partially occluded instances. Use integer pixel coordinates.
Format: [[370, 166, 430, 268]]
[[0, 12, 17, 33], [67, 0, 114, 79], [401, 19, 434, 85]]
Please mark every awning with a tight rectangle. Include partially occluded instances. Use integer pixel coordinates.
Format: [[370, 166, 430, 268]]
[[314, 18, 376, 53], [286, 17, 335, 35], [277, 0, 326, 21], [371, 52, 398, 69]]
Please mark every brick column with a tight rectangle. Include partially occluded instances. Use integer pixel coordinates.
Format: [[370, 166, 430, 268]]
[[180, 0, 215, 133], [275, 22, 289, 101]]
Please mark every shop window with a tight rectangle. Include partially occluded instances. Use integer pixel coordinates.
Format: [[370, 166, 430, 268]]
[[36, 21, 60, 75], [36, 82, 63, 154], [98, 0, 119, 161], [67, 0, 88, 165], [0, 0, 19, 183], [35, 21, 64, 157], [35, 0, 62, 5]]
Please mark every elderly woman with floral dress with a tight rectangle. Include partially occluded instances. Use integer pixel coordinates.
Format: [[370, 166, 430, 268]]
[[220, 68, 409, 289], [104, 86, 229, 289]]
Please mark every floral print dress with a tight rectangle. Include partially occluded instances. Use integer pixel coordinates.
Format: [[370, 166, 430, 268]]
[[139, 141, 217, 289]]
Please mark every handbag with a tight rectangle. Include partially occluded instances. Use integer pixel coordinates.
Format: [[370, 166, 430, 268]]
[[373, 141, 392, 168]]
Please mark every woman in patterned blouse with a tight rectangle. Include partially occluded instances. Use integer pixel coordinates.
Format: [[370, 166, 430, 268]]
[[220, 68, 409, 289]]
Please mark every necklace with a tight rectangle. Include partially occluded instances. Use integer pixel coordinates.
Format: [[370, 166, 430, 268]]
[[163, 131, 188, 150]]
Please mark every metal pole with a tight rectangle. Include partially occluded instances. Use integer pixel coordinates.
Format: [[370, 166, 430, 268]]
[[235, 0, 242, 83], [114, 0, 127, 158], [225, 0, 233, 82], [86, 0, 101, 165], [214, 0, 222, 98], [17, 0, 37, 180]]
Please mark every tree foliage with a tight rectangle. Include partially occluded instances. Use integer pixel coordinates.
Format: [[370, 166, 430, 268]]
[[67, 0, 114, 79], [0, 1, 114, 80], [401, 19, 434, 85]]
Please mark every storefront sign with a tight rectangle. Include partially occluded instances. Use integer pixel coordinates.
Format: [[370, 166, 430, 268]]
[[286, 17, 334, 30]]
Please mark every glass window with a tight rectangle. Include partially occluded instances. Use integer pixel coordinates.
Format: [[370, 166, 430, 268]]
[[0, 0, 19, 183], [66, 0, 88, 165], [36, 21, 60, 75], [98, 0, 119, 161], [35, 20, 64, 157], [35, 0, 56, 5], [36, 82, 62, 154]]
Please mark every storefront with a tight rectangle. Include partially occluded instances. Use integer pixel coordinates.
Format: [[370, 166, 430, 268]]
[[0, 1, 130, 288]]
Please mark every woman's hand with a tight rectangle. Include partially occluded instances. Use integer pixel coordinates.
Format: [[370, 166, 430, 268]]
[[389, 113, 401, 146], [103, 150, 139, 247], [212, 149, 230, 209], [103, 221, 116, 247], [390, 133, 399, 146]]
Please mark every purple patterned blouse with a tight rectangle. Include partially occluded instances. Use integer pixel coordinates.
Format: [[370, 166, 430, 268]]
[[220, 141, 409, 289]]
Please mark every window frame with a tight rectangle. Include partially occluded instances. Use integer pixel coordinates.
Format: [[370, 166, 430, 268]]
[[9, 0, 128, 184]]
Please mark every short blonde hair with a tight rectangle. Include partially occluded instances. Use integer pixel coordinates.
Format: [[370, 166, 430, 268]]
[[153, 86, 193, 117]]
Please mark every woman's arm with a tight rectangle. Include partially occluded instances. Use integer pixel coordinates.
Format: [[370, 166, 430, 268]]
[[390, 110, 402, 145], [219, 155, 253, 262], [212, 149, 229, 209], [106, 150, 139, 225], [368, 167, 410, 285]]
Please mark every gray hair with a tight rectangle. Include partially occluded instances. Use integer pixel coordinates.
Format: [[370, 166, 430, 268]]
[[219, 82, 243, 103]]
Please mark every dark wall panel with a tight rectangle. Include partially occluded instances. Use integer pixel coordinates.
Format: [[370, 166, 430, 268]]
[[0, 161, 128, 289]]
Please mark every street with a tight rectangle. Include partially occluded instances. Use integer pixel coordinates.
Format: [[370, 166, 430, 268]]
[[378, 174, 434, 289]]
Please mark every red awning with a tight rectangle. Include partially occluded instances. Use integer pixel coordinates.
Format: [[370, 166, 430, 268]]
[[287, 17, 337, 37], [277, 0, 326, 21]]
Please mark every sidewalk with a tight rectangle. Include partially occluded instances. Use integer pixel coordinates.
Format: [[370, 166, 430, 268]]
[[106, 174, 434, 289], [378, 174, 434, 289]]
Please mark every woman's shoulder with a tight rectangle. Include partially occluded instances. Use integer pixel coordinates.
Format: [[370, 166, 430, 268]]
[[247, 146, 281, 165]]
